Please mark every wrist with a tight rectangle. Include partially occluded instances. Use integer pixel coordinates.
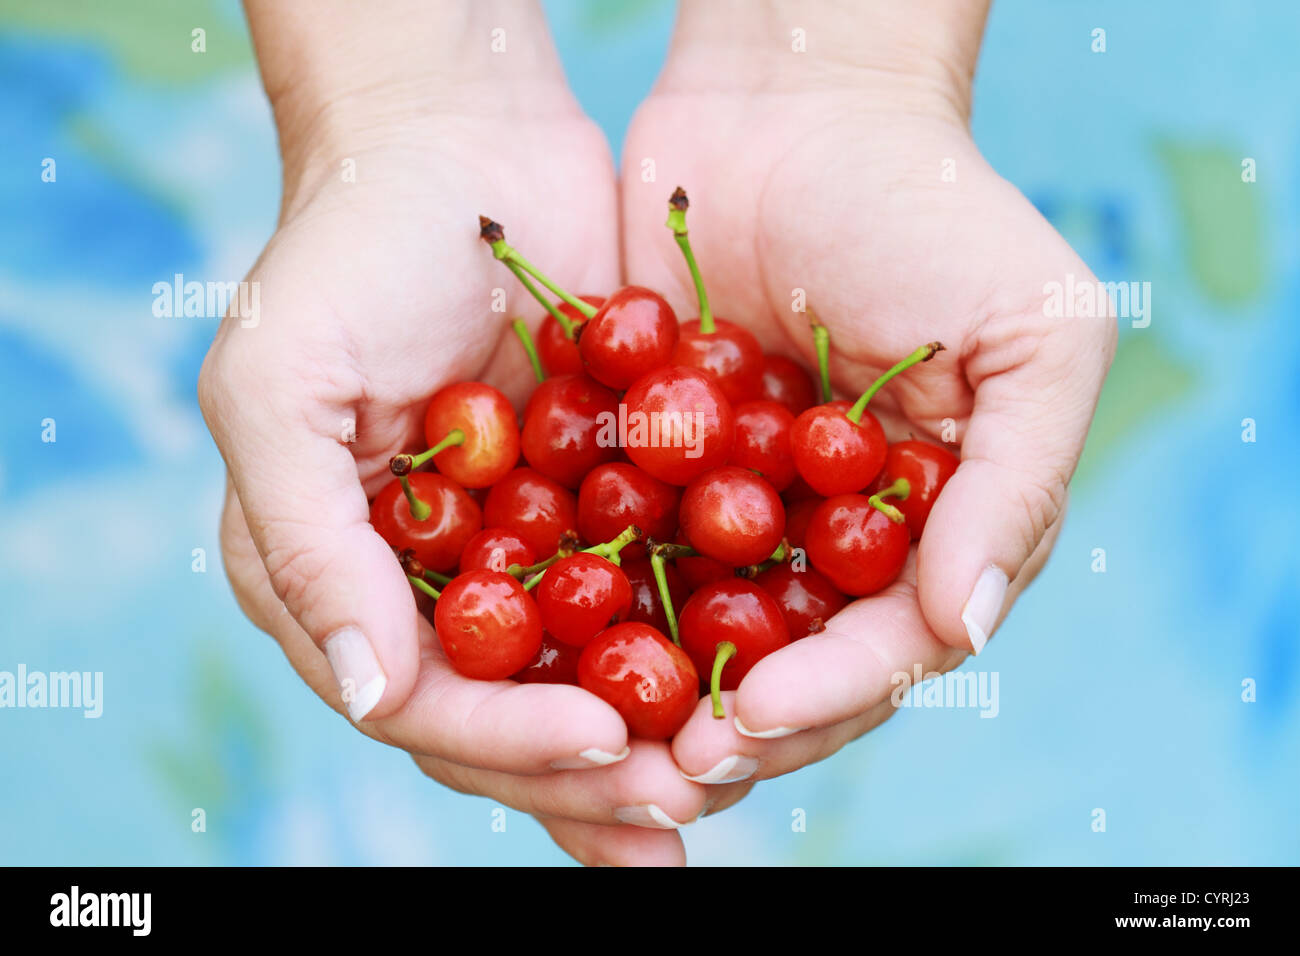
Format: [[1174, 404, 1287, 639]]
[[663, 0, 989, 122]]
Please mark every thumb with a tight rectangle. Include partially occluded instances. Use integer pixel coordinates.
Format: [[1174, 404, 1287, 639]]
[[917, 301, 1115, 655], [199, 345, 420, 723]]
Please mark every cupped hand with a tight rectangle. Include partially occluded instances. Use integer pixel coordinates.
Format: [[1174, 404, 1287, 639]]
[[197, 45, 741, 864], [619, 13, 1114, 785]]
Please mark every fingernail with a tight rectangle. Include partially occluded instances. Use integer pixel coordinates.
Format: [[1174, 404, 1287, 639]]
[[680, 754, 759, 784], [549, 746, 631, 770], [734, 718, 805, 739], [961, 565, 1009, 655], [323, 627, 387, 722], [614, 804, 687, 829]]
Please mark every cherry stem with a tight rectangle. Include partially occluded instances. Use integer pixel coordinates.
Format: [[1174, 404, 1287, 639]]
[[736, 539, 789, 578], [480, 216, 598, 320], [845, 342, 945, 424], [810, 314, 832, 403], [868, 477, 911, 524], [649, 550, 682, 647], [666, 187, 714, 334], [522, 526, 640, 591], [391, 430, 466, 478], [710, 642, 737, 719], [507, 532, 580, 582], [512, 319, 546, 383], [398, 476, 431, 521], [408, 575, 441, 600], [505, 259, 576, 338], [423, 568, 452, 586]]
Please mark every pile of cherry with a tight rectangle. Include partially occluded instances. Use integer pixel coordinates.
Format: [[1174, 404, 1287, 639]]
[[369, 189, 958, 740]]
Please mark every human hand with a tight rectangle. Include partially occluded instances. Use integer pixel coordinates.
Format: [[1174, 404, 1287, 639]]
[[619, 0, 1115, 784], [200, 0, 744, 865]]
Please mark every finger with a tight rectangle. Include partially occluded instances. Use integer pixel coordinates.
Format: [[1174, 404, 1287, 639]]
[[538, 817, 686, 867], [222, 483, 632, 773], [917, 258, 1115, 655], [199, 280, 421, 722], [412, 740, 711, 828]]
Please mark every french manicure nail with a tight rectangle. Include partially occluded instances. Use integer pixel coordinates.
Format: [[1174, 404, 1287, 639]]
[[961, 565, 1009, 655], [549, 746, 631, 770], [614, 804, 687, 829], [680, 754, 759, 784], [323, 627, 387, 722], [733, 718, 805, 739]]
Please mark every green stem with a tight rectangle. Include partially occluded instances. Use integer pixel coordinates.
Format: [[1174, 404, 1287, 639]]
[[868, 477, 911, 524], [505, 259, 576, 338], [408, 575, 441, 600], [423, 568, 452, 586], [391, 430, 466, 477], [512, 318, 546, 383], [846, 342, 945, 424], [811, 314, 832, 403], [479, 216, 597, 319], [710, 642, 737, 719], [665, 187, 714, 333], [398, 475, 431, 521], [649, 550, 681, 646], [522, 526, 640, 591], [736, 540, 789, 578]]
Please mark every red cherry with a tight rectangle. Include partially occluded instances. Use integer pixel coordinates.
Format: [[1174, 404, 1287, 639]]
[[729, 400, 797, 491], [577, 622, 699, 740], [753, 563, 848, 639], [679, 466, 785, 567], [673, 319, 764, 404], [782, 496, 823, 552], [677, 578, 790, 717], [790, 342, 944, 497], [483, 467, 579, 558], [872, 440, 959, 540], [578, 286, 679, 389], [622, 558, 689, 634], [459, 527, 535, 574], [760, 354, 817, 415], [422, 382, 520, 488], [370, 473, 481, 572], [805, 493, 910, 596], [621, 365, 735, 485], [512, 632, 582, 685], [536, 552, 634, 647], [577, 463, 681, 559], [520, 374, 621, 489], [433, 570, 543, 680], [537, 295, 604, 377]]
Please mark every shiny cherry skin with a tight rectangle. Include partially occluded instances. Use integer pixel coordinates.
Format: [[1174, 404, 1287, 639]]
[[621, 365, 735, 485], [805, 494, 910, 596], [872, 440, 959, 540], [577, 463, 681, 560], [459, 527, 536, 574], [370, 473, 481, 572], [511, 632, 582, 685], [538, 295, 604, 377], [578, 286, 679, 389], [781, 496, 822, 552], [729, 400, 797, 492], [483, 467, 579, 558], [536, 552, 634, 648], [622, 558, 689, 634], [753, 563, 848, 639], [672, 318, 764, 404], [433, 570, 543, 680], [577, 622, 699, 740], [521, 373, 620, 489], [790, 400, 888, 497], [678, 579, 790, 691], [760, 354, 817, 415], [679, 466, 785, 567], [423, 382, 520, 488]]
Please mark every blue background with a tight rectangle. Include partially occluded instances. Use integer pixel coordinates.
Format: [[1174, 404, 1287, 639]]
[[1, 0, 1296, 865]]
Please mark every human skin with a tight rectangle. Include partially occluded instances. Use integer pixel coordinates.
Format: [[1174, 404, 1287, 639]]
[[618, 0, 1114, 786], [200, 0, 750, 866]]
